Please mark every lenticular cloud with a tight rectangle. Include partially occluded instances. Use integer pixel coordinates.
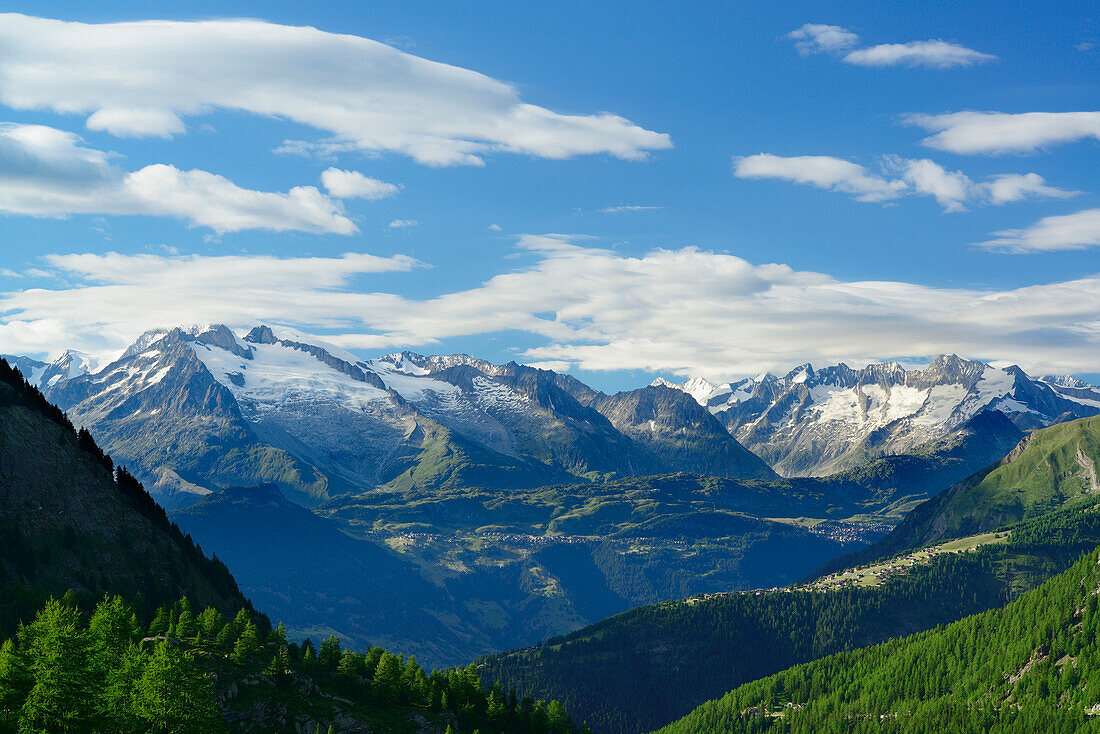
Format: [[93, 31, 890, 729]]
[[0, 14, 671, 166]]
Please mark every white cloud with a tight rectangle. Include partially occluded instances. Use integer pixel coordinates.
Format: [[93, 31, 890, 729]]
[[844, 40, 996, 68], [977, 208, 1100, 253], [487, 224, 502, 231], [0, 123, 356, 234], [734, 154, 904, 202], [734, 153, 1076, 211], [979, 173, 1080, 205], [0, 251, 423, 359], [907, 111, 1100, 155], [599, 205, 662, 214], [787, 24, 860, 55], [85, 107, 186, 138], [3, 238, 1098, 378], [891, 157, 972, 212], [0, 14, 670, 166], [320, 168, 401, 200], [788, 24, 994, 69], [389, 219, 418, 228]]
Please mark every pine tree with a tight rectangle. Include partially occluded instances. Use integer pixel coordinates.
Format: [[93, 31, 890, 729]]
[[131, 641, 220, 734], [198, 608, 224, 638], [101, 644, 147, 731], [268, 622, 288, 647], [264, 646, 291, 678], [17, 599, 99, 734], [174, 609, 195, 639], [232, 621, 260, 666], [318, 635, 342, 669], [0, 638, 28, 729], [337, 649, 359, 677], [89, 595, 137, 662], [148, 607, 170, 637], [373, 653, 403, 701]]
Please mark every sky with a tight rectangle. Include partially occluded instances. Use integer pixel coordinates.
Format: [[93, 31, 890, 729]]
[[0, 1, 1097, 391]]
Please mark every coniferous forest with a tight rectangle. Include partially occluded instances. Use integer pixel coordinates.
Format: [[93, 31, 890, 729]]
[[0, 594, 585, 734]]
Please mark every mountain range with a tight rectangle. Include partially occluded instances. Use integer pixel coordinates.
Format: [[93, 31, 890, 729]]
[[657, 355, 1099, 476], [12, 324, 1098, 509], [19, 324, 776, 508]]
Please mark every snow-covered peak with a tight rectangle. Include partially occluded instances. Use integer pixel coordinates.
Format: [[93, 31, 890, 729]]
[[1039, 375, 1093, 390], [372, 351, 432, 376], [121, 329, 170, 360], [785, 363, 814, 384], [41, 349, 97, 387], [2, 354, 49, 387]]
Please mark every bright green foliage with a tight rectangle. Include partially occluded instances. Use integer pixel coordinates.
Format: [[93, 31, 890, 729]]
[[17, 599, 98, 733], [658, 544, 1100, 733], [132, 641, 220, 733], [231, 621, 259, 665], [174, 609, 195, 639], [89, 595, 138, 662], [264, 646, 290, 677], [148, 607, 170, 637], [337, 649, 359, 677], [268, 621, 287, 646], [198, 607, 224, 637], [0, 598, 222, 733], [318, 634, 342, 669], [0, 595, 581, 733]]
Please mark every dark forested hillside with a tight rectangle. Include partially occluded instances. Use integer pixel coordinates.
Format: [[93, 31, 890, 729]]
[[0, 358, 256, 634], [481, 501, 1100, 734], [657, 530, 1100, 733]]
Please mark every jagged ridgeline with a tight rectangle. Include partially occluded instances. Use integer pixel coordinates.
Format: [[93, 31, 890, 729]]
[[0, 357, 255, 631], [656, 540, 1100, 732], [480, 498, 1100, 734]]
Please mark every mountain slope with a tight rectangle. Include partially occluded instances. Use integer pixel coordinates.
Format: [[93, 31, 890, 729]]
[[557, 378, 776, 480], [660, 355, 1098, 476], [168, 404, 1021, 666], [0, 357, 256, 632], [657, 527, 1100, 733], [816, 414, 1100, 574], [482, 501, 1100, 734], [170, 483, 521, 666]]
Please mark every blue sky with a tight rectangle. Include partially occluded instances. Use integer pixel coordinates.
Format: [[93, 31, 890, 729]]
[[0, 2, 1097, 390]]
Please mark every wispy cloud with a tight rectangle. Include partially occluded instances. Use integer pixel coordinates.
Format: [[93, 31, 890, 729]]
[[599, 205, 662, 214], [0, 123, 356, 234], [906, 111, 1100, 155], [0, 14, 671, 166], [388, 219, 418, 228], [977, 208, 1100, 253], [844, 40, 996, 68], [732, 153, 1075, 212], [787, 24, 860, 55], [788, 24, 995, 69], [3, 237, 1098, 378]]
